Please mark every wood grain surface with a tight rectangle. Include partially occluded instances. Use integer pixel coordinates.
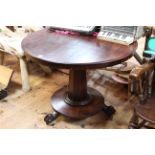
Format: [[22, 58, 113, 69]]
[[22, 28, 137, 69]]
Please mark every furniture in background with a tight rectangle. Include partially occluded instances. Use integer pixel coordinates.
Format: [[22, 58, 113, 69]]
[[128, 36, 155, 129], [128, 62, 155, 128], [0, 26, 42, 92], [104, 27, 153, 85], [0, 65, 13, 99], [21, 28, 137, 125]]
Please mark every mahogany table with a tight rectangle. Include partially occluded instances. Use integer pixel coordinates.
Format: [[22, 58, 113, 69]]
[[21, 28, 137, 125]]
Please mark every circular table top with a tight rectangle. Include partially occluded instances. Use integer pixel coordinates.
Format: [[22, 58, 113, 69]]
[[22, 28, 137, 69]]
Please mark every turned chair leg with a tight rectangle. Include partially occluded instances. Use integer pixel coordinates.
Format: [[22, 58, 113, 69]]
[[19, 57, 31, 92], [0, 52, 5, 65], [128, 110, 140, 129]]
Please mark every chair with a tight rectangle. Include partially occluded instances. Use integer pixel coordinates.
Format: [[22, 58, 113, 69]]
[[0, 26, 42, 92], [103, 27, 153, 85], [128, 62, 155, 128], [128, 36, 155, 129]]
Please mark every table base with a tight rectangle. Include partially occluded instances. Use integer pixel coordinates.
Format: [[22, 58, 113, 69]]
[[44, 86, 116, 125]]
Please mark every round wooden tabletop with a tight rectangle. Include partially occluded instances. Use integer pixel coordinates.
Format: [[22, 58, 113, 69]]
[[22, 28, 138, 69]]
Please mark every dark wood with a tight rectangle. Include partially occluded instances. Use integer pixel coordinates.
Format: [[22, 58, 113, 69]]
[[22, 28, 137, 69], [6, 26, 15, 32], [129, 62, 155, 99], [133, 51, 143, 64], [51, 86, 105, 119], [128, 109, 140, 129], [68, 69, 88, 104], [135, 95, 155, 124], [129, 62, 155, 129], [144, 26, 153, 50], [21, 29, 137, 124]]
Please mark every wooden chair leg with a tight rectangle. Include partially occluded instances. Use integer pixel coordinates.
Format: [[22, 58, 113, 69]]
[[19, 57, 31, 92], [128, 110, 140, 129], [0, 52, 5, 65]]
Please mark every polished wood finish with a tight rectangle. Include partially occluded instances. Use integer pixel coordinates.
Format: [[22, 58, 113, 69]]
[[135, 95, 155, 124], [22, 29, 137, 123], [22, 29, 137, 69], [0, 54, 139, 129], [52, 86, 105, 119], [129, 95, 155, 129], [68, 69, 88, 104], [129, 62, 155, 128], [129, 62, 155, 98]]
